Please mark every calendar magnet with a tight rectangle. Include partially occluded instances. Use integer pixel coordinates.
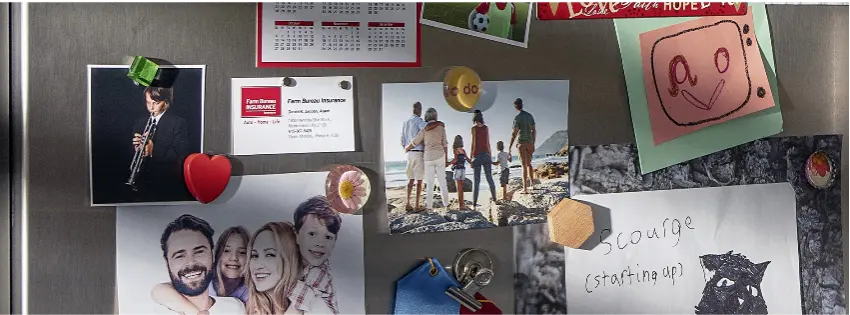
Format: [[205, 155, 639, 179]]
[[126, 56, 160, 87]]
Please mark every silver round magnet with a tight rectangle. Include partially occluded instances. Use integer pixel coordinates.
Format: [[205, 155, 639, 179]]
[[282, 77, 296, 87], [805, 150, 835, 189], [452, 248, 494, 284]]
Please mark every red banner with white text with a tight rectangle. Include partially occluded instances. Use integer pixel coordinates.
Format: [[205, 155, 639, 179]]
[[537, 2, 747, 20]]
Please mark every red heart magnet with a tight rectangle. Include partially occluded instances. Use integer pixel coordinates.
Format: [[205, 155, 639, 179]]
[[183, 153, 232, 204]]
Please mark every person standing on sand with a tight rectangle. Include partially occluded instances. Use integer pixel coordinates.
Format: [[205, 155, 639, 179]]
[[493, 141, 511, 201], [470, 110, 498, 207], [405, 108, 450, 211], [508, 98, 536, 194], [400, 102, 427, 211], [447, 135, 472, 210]]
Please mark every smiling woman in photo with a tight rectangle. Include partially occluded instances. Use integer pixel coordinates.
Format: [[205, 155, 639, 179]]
[[245, 222, 303, 315], [118, 172, 366, 314]]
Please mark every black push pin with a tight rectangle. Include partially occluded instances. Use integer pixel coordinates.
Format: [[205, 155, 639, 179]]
[[339, 80, 352, 90]]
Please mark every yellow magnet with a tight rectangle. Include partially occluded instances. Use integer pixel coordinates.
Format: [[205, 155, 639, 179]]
[[443, 66, 482, 112]]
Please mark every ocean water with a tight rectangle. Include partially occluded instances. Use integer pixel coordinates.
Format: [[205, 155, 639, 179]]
[[384, 155, 569, 189]]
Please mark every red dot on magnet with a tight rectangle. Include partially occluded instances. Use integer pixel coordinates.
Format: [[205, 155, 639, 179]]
[[805, 151, 835, 189]]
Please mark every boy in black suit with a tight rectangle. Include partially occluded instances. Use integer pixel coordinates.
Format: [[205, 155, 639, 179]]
[[131, 86, 191, 200]]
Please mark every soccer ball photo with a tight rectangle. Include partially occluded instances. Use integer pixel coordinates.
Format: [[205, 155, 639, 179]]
[[468, 11, 489, 32]]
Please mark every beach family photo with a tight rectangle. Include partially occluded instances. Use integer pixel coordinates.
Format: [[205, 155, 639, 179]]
[[420, 2, 532, 48], [116, 173, 365, 315], [382, 80, 569, 234]]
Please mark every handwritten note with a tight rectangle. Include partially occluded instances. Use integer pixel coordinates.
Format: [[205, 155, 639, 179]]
[[585, 215, 694, 292], [639, 8, 774, 145], [566, 184, 801, 314]]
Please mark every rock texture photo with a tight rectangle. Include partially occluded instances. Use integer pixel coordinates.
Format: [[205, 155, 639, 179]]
[[514, 135, 844, 314], [513, 223, 567, 315]]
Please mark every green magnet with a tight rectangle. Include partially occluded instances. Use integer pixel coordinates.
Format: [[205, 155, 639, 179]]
[[127, 56, 159, 86]]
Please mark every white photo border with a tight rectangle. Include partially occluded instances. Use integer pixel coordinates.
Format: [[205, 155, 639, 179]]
[[419, 2, 533, 48]]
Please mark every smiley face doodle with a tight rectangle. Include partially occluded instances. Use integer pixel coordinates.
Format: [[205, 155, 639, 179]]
[[649, 20, 766, 127], [667, 48, 729, 111]]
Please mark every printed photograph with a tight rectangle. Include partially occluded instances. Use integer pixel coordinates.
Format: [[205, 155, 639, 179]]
[[564, 184, 801, 314], [382, 80, 569, 234], [88, 65, 205, 206], [420, 2, 532, 48], [568, 136, 844, 314], [513, 142, 844, 314], [513, 223, 567, 315], [116, 172, 366, 315]]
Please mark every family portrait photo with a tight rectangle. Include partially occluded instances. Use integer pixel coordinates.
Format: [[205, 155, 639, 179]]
[[420, 2, 532, 47], [116, 173, 365, 314], [88, 65, 205, 206], [382, 80, 569, 234]]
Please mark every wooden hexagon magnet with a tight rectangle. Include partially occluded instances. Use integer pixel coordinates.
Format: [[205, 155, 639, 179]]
[[547, 198, 594, 249]]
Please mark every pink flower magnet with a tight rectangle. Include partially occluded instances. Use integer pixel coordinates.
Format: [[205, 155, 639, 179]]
[[325, 165, 371, 214]]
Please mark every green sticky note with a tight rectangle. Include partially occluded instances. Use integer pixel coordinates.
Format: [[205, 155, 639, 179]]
[[615, 3, 783, 174], [127, 56, 159, 87]]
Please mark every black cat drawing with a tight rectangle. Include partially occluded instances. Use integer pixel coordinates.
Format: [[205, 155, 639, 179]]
[[695, 251, 771, 314]]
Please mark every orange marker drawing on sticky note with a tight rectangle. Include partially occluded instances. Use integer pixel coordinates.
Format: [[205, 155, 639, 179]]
[[640, 7, 774, 145]]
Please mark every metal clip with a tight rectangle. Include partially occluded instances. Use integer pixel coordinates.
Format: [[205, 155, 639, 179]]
[[443, 248, 494, 312], [457, 261, 481, 284], [446, 286, 483, 311], [462, 267, 493, 295], [451, 248, 494, 284]]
